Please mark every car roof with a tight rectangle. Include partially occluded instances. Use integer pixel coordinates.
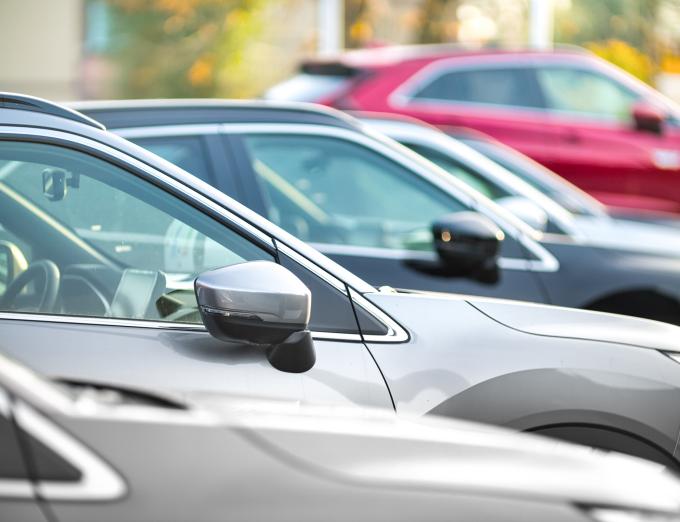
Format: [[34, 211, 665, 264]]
[[300, 44, 590, 70], [69, 99, 363, 130]]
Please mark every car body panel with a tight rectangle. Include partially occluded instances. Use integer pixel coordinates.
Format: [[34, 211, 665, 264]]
[[363, 291, 680, 457], [3, 351, 680, 521], [0, 318, 393, 409]]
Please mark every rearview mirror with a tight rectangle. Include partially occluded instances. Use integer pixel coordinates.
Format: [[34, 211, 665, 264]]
[[496, 196, 548, 232], [432, 212, 503, 279], [632, 101, 665, 134], [195, 261, 315, 373], [42, 168, 68, 201]]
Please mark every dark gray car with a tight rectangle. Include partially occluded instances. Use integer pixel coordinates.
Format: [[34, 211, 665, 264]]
[[3, 94, 680, 469]]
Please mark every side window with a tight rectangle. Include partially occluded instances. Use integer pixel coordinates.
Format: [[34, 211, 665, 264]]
[[0, 405, 29, 480], [0, 389, 80, 484], [278, 251, 388, 336], [411, 67, 544, 109], [129, 136, 213, 183], [0, 141, 273, 322], [536, 67, 639, 121], [240, 134, 464, 253], [402, 142, 510, 200]]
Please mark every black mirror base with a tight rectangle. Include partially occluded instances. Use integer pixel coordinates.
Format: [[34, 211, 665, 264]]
[[267, 330, 316, 373]]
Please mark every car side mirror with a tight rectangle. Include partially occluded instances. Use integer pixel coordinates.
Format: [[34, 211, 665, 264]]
[[432, 212, 504, 278], [632, 101, 665, 134], [195, 261, 315, 373], [496, 196, 548, 232], [0, 241, 28, 289]]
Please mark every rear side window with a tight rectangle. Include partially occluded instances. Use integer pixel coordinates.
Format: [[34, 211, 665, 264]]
[[412, 67, 544, 109]]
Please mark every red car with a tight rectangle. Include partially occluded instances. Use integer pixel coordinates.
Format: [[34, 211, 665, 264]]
[[266, 45, 680, 215]]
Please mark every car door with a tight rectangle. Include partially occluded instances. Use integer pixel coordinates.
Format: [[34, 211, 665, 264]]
[[0, 135, 392, 410], [221, 126, 548, 302], [532, 64, 680, 213]]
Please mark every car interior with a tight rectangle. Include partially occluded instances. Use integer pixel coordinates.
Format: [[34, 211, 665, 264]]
[[0, 141, 267, 323]]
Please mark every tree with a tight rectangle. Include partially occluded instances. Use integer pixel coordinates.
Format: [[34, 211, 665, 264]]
[[107, 0, 263, 98]]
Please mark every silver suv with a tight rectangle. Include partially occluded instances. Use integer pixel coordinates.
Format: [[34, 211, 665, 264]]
[[2, 94, 680, 468]]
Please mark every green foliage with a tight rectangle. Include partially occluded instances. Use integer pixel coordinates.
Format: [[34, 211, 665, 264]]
[[107, 0, 263, 98], [555, 0, 662, 83]]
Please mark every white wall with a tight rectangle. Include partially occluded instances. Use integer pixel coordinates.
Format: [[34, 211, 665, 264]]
[[0, 0, 84, 100]]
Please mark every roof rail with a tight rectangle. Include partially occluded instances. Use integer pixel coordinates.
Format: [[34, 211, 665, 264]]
[[0, 92, 106, 130]]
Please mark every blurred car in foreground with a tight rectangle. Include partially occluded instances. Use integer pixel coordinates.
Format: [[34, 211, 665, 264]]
[[75, 99, 680, 326], [359, 113, 680, 260], [4, 352, 680, 522], [266, 45, 680, 215], [7, 94, 680, 467]]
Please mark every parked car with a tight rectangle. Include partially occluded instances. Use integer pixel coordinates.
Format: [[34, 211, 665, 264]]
[[265, 45, 680, 215], [73, 99, 680, 326], [4, 352, 680, 522], [445, 124, 680, 228], [7, 93, 680, 467], [358, 113, 680, 259]]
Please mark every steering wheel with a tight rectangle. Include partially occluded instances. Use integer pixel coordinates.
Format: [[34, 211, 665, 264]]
[[0, 260, 60, 313]]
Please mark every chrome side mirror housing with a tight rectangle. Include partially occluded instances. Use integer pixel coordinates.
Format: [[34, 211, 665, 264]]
[[195, 261, 315, 373]]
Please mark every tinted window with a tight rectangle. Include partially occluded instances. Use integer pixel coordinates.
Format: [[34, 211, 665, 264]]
[[402, 142, 509, 200], [278, 251, 359, 334], [536, 67, 639, 121], [241, 134, 463, 253], [131, 136, 213, 183], [412, 67, 544, 108], [0, 411, 28, 479], [0, 394, 80, 482], [0, 141, 273, 322]]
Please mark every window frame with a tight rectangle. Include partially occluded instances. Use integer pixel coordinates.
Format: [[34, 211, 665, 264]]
[[0, 127, 405, 343], [218, 123, 558, 274], [391, 58, 548, 114], [391, 56, 643, 126]]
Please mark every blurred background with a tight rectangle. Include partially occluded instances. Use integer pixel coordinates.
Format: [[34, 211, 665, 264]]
[[3, 0, 680, 102]]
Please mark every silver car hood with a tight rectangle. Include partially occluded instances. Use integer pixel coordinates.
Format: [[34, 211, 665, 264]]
[[190, 395, 680, 511], [575, 214, 680, 257], [467, 295, 680, 352]]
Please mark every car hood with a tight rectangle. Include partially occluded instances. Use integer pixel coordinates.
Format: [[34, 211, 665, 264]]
[[467, 294, 680, 352], [373, 287, 680, 353], [188, 394, 680, 512], [575, 214, 680, 257]]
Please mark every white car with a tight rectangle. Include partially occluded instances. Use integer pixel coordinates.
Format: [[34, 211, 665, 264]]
[[361, 114, 680, 258], [2, 350, 680, 522]]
